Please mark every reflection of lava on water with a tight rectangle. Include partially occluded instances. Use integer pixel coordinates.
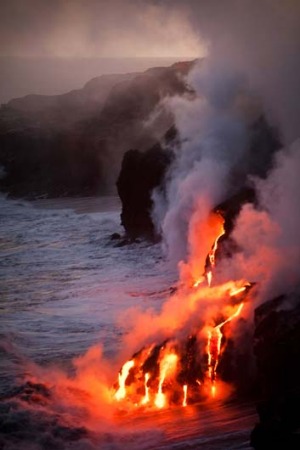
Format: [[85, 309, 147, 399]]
[[113, 211, 254, 409]]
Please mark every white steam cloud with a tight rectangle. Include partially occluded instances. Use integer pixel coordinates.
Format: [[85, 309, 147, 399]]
[[223, 141, 300, 301], [153, 60, 252, 265], [152, 0, 300, 303]]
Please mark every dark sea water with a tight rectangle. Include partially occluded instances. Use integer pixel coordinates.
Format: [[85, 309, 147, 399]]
[[0, 196, 256, 449]]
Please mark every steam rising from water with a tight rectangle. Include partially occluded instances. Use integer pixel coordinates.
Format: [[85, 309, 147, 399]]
[[225, 142, 300, 301], [178, 0, 300, 143], [152, 0, 300, 306], [153, 61, 251, 265]]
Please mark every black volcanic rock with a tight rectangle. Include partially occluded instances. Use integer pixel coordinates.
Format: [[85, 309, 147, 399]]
[[117, 143, 173, 239], [254, 293, 300, 398], [250, 292, 300, 449], [0, 61, 195, 199]]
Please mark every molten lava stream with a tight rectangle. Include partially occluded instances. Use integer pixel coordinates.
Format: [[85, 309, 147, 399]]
[[113, 209, 252, 410], [141, 373, 150, 405], [115, 360, 134, 401], [206, 302, 245, 396], [155, 352, 178, 409], [208, 222, 225, 269], [182, 384, 188, 407], [193, 212, 225, 288]]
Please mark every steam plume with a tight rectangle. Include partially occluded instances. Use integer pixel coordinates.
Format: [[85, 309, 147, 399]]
[[152, 0, 300, 305]]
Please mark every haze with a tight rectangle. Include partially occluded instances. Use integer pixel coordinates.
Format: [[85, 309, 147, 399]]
[[0, 0, 204, 103]]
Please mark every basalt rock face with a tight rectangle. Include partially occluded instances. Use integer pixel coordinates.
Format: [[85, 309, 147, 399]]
[[250, 293, 300, 449], [117, 143, 173, 239], [0, 61, 195, 199]]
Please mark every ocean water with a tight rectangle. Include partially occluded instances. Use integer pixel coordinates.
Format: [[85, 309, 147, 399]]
[[0, 195, 255, 449]]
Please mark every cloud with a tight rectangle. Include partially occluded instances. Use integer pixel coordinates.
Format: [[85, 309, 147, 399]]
[[176, 0, 300, 143], [223, 140, 300, 302], [152, 60, 251, 267]]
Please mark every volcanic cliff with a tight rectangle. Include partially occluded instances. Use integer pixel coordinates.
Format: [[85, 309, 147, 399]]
[[0, 60, 195, 199]]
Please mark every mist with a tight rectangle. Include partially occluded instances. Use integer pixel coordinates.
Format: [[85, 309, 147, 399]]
[[222, 141, 300, 302], [176, 0, 300, 144], [0, 56, 188, 104]]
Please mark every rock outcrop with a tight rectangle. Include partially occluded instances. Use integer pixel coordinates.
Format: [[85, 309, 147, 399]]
[[117, 143, 173, 239], [250, 293, 300, 449]]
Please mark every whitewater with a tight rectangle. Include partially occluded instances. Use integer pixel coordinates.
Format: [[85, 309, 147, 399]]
[[0, 195, 255, 449]]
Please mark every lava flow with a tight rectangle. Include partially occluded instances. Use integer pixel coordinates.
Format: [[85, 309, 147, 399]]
[[113, 211, 253, 410]]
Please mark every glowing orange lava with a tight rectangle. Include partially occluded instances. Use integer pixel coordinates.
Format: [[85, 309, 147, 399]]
[[141, 373, 150, 405], [155, 352, 178, 408], [207, 302, 245, 390], [193, 275, 205, 288], [113, 210, 252, 410], [182, 384, 188, 407], [115, 360, 134, 401], [207, 270, 213, 287], [211, 383, 216, 397], [208, 222, 225, 269], [193, 212, 225, 288]]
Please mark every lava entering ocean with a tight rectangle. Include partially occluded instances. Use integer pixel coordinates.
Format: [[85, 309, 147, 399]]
[[113, 211, 253, 410]]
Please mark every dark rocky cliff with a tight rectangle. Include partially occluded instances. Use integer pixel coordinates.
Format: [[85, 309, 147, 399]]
[[250, 293, 300, 449], [117, 143, 173, 239], [0, 61, 195, 199]]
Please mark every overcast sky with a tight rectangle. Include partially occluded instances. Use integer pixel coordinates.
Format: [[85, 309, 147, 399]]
[[0, 0, 204, 59]]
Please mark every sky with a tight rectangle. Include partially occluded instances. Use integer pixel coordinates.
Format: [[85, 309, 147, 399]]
[[0, 0, 206, 102], [0, 0, 204, 59]]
